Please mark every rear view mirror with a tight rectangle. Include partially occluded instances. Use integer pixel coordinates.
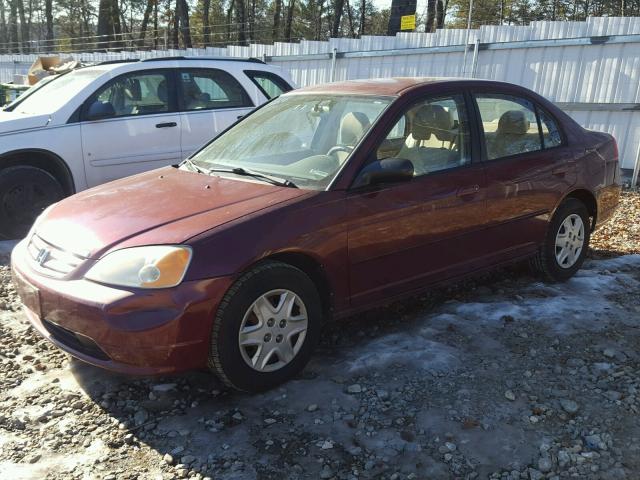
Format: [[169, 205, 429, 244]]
[[86, 101, 115, 121], [352, 158, 414, 189]]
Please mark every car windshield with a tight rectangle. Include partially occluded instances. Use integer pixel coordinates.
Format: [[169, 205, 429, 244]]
[[13, 68, 105, 115], [189, 94, 393, 190]]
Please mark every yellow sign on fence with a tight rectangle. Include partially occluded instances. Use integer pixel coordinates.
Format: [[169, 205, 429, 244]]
[[400, 14, 416, 31]]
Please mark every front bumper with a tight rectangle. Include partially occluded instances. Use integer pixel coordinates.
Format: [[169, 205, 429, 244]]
[[10, 241, 233, 375]]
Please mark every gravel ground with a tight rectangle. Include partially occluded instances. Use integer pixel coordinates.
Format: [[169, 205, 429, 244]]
[[1, 192, 639, 480]]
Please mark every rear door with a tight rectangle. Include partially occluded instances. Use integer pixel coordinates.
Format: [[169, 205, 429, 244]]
[[177, 68, 255, 158], [472, 91, 577, 254], [80, 69, 181, 187], [346, 92, 489, 307]]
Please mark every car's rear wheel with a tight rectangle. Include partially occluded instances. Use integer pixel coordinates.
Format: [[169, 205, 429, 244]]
[[0, 166, 64, 240], [208, 261, 323, 392], [531, 198, 591, 282]]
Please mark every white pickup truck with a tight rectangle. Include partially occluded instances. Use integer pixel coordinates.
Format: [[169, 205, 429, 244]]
[[0, 56, 294, 238]]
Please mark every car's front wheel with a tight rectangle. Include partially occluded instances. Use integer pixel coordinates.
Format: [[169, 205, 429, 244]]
[[208, 261, 323, 392], [531, 197, 591, 282], [0, 166, 64, 239]]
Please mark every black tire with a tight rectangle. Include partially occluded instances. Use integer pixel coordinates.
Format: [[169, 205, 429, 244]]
[[0, 166, 65, 240], [531, 198, 591, 282], [208, 261, 323, 392]]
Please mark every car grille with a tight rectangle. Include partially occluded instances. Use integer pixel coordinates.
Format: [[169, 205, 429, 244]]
[[26, 234, 87, 278], [42, 319, 110, 361]]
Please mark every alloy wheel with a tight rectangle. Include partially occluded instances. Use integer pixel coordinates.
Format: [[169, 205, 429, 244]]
[[238, 289, 308, 372], [555, 213, 585, 269]]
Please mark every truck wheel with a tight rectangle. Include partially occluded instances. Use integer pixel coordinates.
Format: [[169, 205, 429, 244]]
[[0, 166, 64, 239]]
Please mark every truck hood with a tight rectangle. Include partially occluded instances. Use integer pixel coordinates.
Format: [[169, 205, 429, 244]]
[[35, 166, 309, 259], [0, 111, 51, 134]]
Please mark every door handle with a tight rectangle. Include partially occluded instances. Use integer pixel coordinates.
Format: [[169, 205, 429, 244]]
[[237, 115, 244, 120], [457, 184, 480, 197], [156, 122, 177, 128]]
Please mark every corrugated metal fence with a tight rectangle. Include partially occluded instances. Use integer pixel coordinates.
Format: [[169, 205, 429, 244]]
[[2, 16, 640, 182]]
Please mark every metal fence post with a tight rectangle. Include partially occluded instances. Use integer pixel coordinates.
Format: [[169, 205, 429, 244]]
[[471, 38, 480, 78], [461, 0, 475, 77], [330, 48, 338, 82], [632, 139, 640, 189]]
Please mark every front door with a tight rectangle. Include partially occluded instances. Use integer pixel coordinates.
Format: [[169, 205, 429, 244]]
[[347, 93, 489, 307], [80, 69, 182, 187]]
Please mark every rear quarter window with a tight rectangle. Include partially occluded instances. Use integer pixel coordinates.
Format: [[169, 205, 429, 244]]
[[244, 70, 293, 99]]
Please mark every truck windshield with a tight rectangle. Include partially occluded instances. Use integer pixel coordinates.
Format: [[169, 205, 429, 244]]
[[12, 68, 105, 115]]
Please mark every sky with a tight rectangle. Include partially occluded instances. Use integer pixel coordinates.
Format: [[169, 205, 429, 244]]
[[372, 0, 430, 13]]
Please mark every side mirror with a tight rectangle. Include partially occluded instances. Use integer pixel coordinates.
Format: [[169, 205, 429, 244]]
[[86, 101, 115, 121], [352, 158, 414, 189]]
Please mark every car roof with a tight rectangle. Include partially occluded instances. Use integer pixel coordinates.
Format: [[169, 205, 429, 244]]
[[291, 77, 510, 96], [78, 56, 268, 73]]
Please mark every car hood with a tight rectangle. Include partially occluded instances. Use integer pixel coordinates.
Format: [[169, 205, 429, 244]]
[[0, 111, 51, 134], [35, 167, 310, 259]]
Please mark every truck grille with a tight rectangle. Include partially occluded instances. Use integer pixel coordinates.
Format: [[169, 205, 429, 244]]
[[26, 234, 86, 278]]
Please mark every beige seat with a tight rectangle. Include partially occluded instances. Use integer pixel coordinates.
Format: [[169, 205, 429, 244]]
[[398, 104, 459, 175], [487, 110, 537, 159], [332, 112, 371, 164]]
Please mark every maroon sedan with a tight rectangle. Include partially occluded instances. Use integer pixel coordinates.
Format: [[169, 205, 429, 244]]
[[11, 78, 621, 392]]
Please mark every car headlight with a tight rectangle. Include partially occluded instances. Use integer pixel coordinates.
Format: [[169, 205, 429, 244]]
[[85, 245, 192, 289]]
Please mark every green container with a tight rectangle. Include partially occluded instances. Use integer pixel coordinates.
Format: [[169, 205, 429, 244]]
[[0, 83, 30, 107]]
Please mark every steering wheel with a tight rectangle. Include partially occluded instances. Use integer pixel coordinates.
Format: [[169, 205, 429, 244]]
[[327, 145, 354, 158]]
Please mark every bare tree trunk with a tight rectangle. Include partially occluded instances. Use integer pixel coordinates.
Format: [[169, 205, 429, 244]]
[[44, 0, 53, 43], [331, 0, 344, 36], [203, 0, 211, 45], [284, 0, 294, 41], [272, 0, 282, 40], [226, 0, 235, 40], [97, 0, 122, 49], [425, 0, 436, 32], [249, 0, 255, 40], [358, 0, 365, 35], [236, 0, 246, 44], [177, 0, 192, 48], [17, 0, 29, 51], [436, 0, 445, 28], [315, 0, 325, 40], [9, 0, 18, 52], [171, 0, 179, 47], [345, 0, 355, 37], [139, 0, 154, 46], [0, 0, 7, 53], [153, 0, 158, 48]]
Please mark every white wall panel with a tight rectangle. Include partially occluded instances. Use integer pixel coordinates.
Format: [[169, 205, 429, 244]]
[[2, 18, 640, 172]]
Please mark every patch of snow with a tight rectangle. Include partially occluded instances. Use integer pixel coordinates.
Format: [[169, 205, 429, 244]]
[[338, 255, 640, 376], [345, 332, 460, 374]]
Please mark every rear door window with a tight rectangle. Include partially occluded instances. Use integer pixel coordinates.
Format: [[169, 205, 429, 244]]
[[178, 69, 253, 111], [474, 94, 542, 160], [244, 70, 293, 99]]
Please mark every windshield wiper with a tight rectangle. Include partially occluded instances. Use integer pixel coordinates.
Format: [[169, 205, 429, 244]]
[[181, 158, 209, 175], [207, 167, 297, 188]]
